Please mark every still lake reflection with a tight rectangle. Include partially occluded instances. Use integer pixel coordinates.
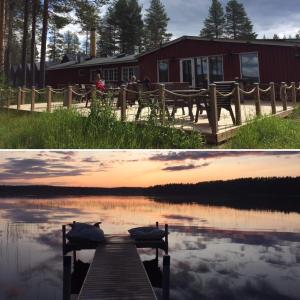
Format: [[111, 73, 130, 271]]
[[0, 196, 299, 300]]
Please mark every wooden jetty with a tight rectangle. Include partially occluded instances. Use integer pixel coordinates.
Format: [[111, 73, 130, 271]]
[[78, 237, 156, 300], [62, 223, 169, 300]]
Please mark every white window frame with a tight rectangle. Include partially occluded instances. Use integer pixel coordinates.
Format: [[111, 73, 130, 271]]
[[103, 68, 118, 82], [157, 60, 170, 83], [122, 66, 139, 81], [208, 55, 224, 83], [239, 52, 260, 83], [179, 55, 224, 87], [179, 58, 195, 87]]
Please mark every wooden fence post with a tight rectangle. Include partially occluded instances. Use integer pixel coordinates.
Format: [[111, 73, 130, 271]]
[[234, 82, 242, 125], [159, 84, 166, 125], [21, 86, 26, 104], [67, 85, 72, 109], [280, 82, 287, 111], [31, 87, 36, 112], [46, 86, 52, 112], [17, 87, 22, 110], [291, 82, 297, 106], [209, 84, 218, 135], [254, 83, 261, 116], [269, 82, 276, 115], [7, 87, 11, 107], [120, 85, 126, 122]]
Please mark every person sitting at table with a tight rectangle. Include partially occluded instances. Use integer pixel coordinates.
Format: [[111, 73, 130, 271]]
[[141, 76, 151, 91], [95, 72, 106, 93], [128, 75, 137, 85]]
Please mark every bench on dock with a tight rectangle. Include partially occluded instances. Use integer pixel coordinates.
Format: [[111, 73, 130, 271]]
[[62, 223, 169, 300]]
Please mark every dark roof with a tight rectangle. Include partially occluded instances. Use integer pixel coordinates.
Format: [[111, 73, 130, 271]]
[[47, 54, 138, 71], [71, 54, 138, 68], [47, 60, 77, 70], [138, 36, 300, 58]]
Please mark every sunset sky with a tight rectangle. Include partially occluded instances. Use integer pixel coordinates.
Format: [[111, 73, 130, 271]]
[[0, 151, 299, 187]]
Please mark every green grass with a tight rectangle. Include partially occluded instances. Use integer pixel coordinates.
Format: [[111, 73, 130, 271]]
[[226, 107, 300, 149], [0, 103, 204, 149]]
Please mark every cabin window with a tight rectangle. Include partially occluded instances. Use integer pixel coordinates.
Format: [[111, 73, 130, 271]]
[[122, 66, 139, 82], [195, 57, 209, 88], [103, 68, 118, 82], [240, 53, 260, 83], [90, 70, 99, 82], [158, 60, 169, 82], [209, 56, 224, 82]]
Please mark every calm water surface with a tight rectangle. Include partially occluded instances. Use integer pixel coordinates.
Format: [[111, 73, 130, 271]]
[[0, 196, 299, 300]]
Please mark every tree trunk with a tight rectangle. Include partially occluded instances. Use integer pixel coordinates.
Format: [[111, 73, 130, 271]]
[[40, 0, 49, 88], [4, 0, 13, 82], [31, 0, 37, 87], [0, 0, 5, 74], [21, 0, 30, 86]]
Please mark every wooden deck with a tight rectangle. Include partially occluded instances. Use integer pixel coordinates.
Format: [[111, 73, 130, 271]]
[[78, 236, 157, 300], [5, 99, 295, 144]]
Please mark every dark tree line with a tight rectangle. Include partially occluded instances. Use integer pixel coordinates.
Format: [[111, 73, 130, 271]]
[[0, 177, 299, 213]]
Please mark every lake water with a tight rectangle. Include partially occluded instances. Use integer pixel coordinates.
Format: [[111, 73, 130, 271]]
[[0, 196, 299, 300]]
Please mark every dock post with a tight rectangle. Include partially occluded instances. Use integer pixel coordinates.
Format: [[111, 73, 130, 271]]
[[163, 255, 170, 300], [46, 86, 52, 112], [254, 83, 261, 116], [120, 85, 126, 122], [291, 82, 297, 106], [62, 225, 66, 256], [159, 84, 166, 125], [165, 224, 169, 255], [17, 87, 22, 110], [31, 87, 36, 112], [270, 82, 276, 115], [63, 256, 71, 300], [280, 82, 287, 111], [234, 82, 242, 125], [209, 84, 218, 135], [67, 85, 73, 109]]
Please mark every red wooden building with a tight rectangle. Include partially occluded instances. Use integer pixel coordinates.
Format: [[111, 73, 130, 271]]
[[46, 36, 300, 88]]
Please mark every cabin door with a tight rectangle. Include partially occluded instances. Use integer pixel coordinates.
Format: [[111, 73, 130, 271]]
[[180, 59, 195, 87]]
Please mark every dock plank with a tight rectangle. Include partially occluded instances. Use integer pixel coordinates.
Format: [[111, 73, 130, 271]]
[[78, 238, 157, 300]]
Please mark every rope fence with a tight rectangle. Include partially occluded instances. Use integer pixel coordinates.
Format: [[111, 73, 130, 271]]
[[2, 81, 299, 134]]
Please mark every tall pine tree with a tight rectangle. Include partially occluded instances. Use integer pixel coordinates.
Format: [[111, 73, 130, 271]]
[[109, 0, 143, 54], [143, 0, 172, 51], [200, 0, 225, 39], [63, 31, 80, 55], [97, 9, 118, 57], [225, 0, 256, 40], [48, 15, 68, 61]]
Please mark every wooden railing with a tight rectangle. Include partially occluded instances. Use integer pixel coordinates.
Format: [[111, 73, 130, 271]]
[[1, 81, 299, 135]]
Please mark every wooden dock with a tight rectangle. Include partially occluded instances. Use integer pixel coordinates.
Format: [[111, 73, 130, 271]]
[[62, 223, 170, 300], [78, 236, 157, 300]]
